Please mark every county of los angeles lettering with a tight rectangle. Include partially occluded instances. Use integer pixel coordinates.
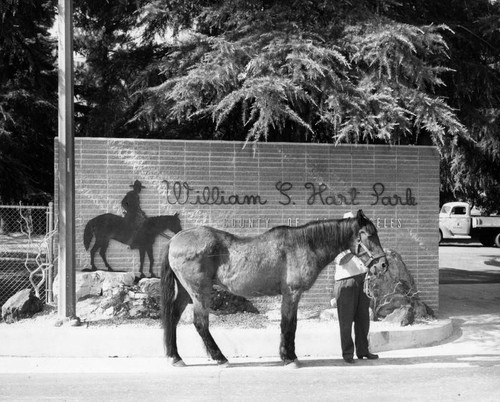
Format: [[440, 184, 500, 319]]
[[162, 180, 417, 207]]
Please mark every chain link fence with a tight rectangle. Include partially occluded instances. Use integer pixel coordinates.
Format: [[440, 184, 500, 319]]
[[0, 204, 55, 308]]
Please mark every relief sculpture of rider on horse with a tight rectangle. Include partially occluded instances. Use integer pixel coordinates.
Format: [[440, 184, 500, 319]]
[[83, 180, 182, 277]]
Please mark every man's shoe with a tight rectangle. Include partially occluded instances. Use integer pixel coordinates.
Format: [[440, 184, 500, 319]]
[[343, 357, 355, 364], [357, 352, 379, 360]]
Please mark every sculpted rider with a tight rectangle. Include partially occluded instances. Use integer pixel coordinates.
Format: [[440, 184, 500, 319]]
[[122, 180, 147, 245]]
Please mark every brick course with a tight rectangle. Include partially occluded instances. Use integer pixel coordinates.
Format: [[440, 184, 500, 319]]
[[59, 139, 440, 311]]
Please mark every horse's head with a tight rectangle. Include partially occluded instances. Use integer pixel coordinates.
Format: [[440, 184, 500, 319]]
[[169, 212, 183, 235], [349, 210, 388, 276]]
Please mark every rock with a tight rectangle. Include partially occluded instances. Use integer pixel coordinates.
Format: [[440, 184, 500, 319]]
[[53, 271, 105, 302], [319, 308, 338, 321], [102, 272, 135, 295], [128, 291, 148, 300], [74, 271, 105, 300], [383, 306, 415, 326], [103, 306, 114, 317], [57, 274, 261, 322], [138, 278, 161, 298], [210, 287, 259, 315], [53, 271, 138, 302], [142, 294, 161, 319], [129, 305, 147, 318], [368, 248, 434, 325], [1, 288, 44, 323], [100, 288, 127, 313]]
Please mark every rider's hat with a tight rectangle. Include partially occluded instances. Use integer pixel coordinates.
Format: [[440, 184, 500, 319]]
[[130, 180, 146, 190]]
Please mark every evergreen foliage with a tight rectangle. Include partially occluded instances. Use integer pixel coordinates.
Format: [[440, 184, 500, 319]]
[[134, 2, 470, 153], [0, 0, 499, 212], [0, 0, 57, 202]]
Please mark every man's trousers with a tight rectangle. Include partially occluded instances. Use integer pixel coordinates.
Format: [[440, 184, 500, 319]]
[[334, 273, 371, 359]]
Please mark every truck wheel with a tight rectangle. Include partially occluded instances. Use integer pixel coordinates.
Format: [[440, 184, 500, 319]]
[[495, 233, 500, 248]]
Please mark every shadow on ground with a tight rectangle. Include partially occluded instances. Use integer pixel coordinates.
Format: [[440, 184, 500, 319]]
[[297, 354, 500, 368], [439, 268, 500, 284], [183, 352, 500, 369]]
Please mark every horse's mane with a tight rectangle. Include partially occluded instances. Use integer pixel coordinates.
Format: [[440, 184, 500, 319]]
[[267, 218, 350, 249], [271, 214, 377, 249]]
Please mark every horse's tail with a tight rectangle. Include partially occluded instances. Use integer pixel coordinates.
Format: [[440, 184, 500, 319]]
[[83, 217, 96, 250], [160, 241, 176, 354]]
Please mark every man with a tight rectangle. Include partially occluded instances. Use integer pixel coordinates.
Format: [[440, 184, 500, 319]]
[[333, 214, 379, 364]]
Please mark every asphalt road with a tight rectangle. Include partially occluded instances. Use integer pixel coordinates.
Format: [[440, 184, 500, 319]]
[[1, 364, 499, 402], [1, 245, 499, 401], [439, 243, 500, 284]]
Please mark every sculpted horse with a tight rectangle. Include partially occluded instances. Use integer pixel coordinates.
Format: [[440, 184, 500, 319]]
[[83, 212, 182, 277], [160, 210, 387, 367]]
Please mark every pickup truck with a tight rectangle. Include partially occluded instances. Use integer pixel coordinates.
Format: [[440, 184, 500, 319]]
[[439, 202, 500, 247]]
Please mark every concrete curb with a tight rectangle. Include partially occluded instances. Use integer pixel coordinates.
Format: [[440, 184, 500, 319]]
[[0, 319, 453, 359], [369, 319, 453, 352]]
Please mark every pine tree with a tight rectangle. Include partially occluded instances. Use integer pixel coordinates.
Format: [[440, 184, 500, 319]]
[[135, 1, 467, 148], [0, 0, 57, 202], [73, 0, 150, 138]]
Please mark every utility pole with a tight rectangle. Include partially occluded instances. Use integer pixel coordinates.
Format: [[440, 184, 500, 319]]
[[57, 0, 79, 325]]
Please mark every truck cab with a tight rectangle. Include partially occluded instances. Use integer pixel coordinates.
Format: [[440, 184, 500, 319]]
[[439, 202, 472, 239]]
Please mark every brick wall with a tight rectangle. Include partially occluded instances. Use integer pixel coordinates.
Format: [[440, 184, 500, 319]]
[[64, 139, 440, 311]]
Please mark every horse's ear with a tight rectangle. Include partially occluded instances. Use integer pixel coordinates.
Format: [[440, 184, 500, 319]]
[[356, 209, 367, 224]]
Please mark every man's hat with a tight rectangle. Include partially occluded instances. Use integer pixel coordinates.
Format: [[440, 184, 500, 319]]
[[130, 180, 146, 190]]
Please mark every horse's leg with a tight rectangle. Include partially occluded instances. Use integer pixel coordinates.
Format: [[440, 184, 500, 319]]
[[279, 288, 302, 367], [99, 241, 114, 271], [89, 243, 99, 271], [166, 283, 191, 366], [138, 248, 146, 278], [192, 297, 228, 365], [147, 246, 155, 278], [162, 244, 191, 367]]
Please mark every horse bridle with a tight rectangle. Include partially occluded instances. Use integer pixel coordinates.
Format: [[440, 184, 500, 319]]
[[355, 230, 387, 272]]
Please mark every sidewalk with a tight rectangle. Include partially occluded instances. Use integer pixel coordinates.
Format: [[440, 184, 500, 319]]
[[1, 282, 499, 365], [0, 315, 452, 359]]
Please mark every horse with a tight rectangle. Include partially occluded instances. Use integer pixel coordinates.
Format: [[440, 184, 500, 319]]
[[83, 212, 182, 277], [160, 209, 388, 368]]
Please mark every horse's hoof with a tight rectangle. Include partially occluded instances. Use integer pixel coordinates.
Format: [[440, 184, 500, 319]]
[[82, 268, 97, 272], [284, 359, 301, 369], [169, 358, 186, 367], [217, 360, 230, 368]]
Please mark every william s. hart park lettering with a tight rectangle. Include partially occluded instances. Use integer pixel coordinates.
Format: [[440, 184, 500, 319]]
[[163, 180, 268, 206], [162, 180, 417, 207], [304, 182, 360, 206], [371, 182, 417, 207]]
